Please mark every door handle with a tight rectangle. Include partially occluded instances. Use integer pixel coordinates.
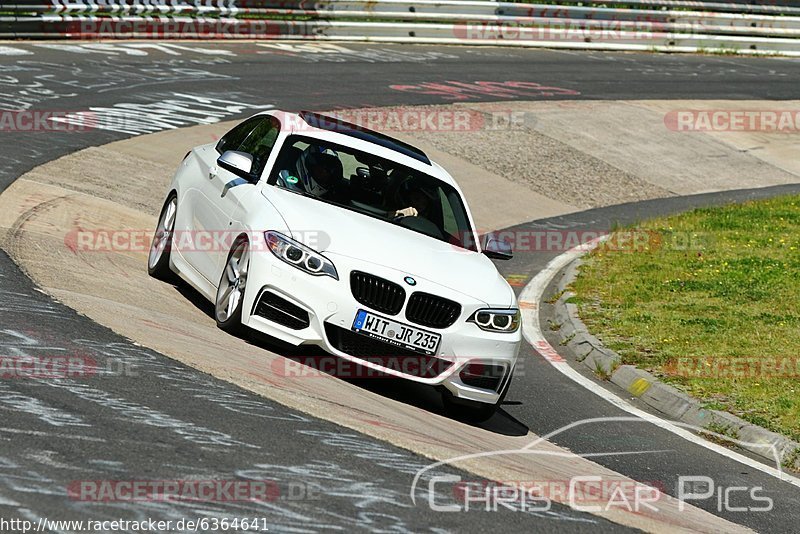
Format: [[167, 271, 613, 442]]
[[209, 166, 218, 179]]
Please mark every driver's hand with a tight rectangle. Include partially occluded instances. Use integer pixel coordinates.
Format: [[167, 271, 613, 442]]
[[394, 207, 418, 218]]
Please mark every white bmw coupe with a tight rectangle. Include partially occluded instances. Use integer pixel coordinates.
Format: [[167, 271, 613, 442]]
[[148, 110, 521, 421]]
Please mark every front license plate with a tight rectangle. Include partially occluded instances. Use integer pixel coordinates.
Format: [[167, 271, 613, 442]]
[[352, 310, 441, 356]]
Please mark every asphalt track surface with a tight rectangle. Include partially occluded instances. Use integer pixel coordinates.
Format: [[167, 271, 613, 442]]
[[1, 41, 800, 532]]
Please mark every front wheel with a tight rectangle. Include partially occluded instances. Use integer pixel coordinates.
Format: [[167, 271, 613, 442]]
[[148, 194, 177, 281], [215, 238, 250, 334]]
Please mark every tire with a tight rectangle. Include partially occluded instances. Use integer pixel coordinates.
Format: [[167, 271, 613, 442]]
[[442, 369, 513, 424], [147, 194, 177, 281], [215, 238, 250, 334]]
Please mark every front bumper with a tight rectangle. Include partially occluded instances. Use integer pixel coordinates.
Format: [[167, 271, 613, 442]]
[[242, 247, 521, 404]]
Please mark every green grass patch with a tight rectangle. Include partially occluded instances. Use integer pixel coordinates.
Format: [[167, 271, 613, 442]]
[[572, 194, 800, 442]]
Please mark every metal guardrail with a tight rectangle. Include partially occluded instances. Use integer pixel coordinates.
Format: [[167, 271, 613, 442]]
[[3, 0, 800, 56]]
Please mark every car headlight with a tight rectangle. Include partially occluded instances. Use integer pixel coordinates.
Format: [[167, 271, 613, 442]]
[[468, 309, 521, 333], [265, 231, 338, 280]]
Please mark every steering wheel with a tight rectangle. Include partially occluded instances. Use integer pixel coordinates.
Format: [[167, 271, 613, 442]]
[[395, 215, 445, 240]]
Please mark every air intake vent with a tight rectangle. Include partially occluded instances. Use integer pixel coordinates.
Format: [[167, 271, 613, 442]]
[[459, 363, 506, 392], [405, 292, 461, 329], [254, 292, 310, 330], [350, 271, 405, 315]]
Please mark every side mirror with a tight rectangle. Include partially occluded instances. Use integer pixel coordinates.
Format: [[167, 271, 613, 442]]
[[217, 150, 256, 181], [481, 232, 513, 260]]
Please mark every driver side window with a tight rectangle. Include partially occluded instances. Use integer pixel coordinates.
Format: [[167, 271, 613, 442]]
[[216, 117, 261, 155], [238, 118, 280, 176], [216, 116, 281, 178]]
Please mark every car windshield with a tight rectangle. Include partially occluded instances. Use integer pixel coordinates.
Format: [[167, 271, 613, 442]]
[[269, 135, 478, 251]]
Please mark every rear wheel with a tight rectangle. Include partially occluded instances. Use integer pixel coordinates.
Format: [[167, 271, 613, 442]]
[[147, 194, 177, 281], [215, 238, 250, 334]]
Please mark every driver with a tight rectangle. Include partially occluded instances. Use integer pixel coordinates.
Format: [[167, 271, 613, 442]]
[[393, 177, 437, 219], [303, 150, 349, 204]]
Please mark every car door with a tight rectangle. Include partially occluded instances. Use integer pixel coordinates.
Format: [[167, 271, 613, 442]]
[[183, 116, 263, 283], [196, 115, 282, 284]]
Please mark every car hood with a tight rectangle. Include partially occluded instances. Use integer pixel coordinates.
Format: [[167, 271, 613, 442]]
[[264, 188, 514, 307]]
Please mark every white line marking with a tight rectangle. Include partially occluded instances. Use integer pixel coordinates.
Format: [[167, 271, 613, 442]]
[[0, 46, 32, 56], [0, 426, 104, 442], [518, 239, 800, 489]]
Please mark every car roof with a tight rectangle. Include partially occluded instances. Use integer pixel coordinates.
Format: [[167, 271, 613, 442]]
[[299, 111, 430, 165], [258, 110, 458, 187]]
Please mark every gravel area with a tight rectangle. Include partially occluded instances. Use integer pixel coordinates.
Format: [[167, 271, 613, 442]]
[[382, 103, 673, 209]]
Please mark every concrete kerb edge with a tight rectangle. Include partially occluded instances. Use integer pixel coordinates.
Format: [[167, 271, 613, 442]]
[[549, 256, 800, 472]]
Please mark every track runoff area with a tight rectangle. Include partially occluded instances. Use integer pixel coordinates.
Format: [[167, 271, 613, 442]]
[[0, 40, 799, 532]]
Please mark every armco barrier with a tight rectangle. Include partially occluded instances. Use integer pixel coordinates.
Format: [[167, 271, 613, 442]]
[[2, 1, 800, 56]]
